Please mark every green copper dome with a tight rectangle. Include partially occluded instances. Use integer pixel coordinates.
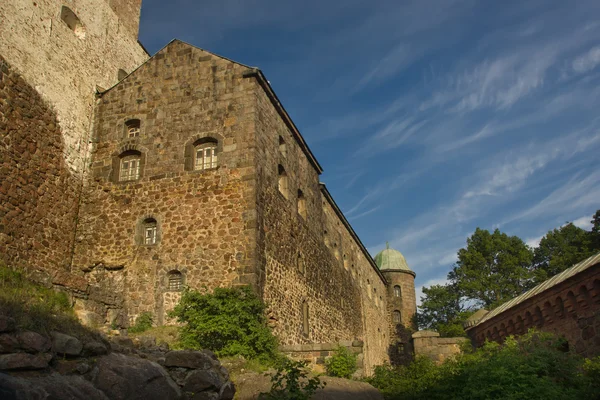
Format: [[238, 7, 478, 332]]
[[374, 243, 415, 276]]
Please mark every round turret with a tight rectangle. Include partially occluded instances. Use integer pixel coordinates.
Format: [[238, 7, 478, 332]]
[[374, 244, 415, 277]]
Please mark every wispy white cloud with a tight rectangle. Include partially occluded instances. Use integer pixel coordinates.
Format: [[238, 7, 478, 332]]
[[572, 46, 600, 74], [573, 215, 593, 230]]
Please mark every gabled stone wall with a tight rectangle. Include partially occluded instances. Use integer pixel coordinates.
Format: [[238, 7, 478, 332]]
[[72, 42, 258, 326]]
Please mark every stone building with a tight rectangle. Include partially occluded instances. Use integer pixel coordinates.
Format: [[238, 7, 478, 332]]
[[465, 252, 600, 358], [0, 0, 419, 374]]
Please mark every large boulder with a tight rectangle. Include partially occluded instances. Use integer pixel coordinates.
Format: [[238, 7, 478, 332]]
[[0, 353, 52, 370], [164, 350, 215, 370], [91, 353, 181, 400], [17, 331, 51, 353], [51, 331, 83, 356], [0, 372, 109, 400]]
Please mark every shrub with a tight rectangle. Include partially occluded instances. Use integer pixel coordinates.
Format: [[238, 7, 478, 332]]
[[128, 312, 153, 333], [170, 286, 279, 363], [367, 330, 600, 400], [258, 359, 325, 400], [325, 345, 358, 378]]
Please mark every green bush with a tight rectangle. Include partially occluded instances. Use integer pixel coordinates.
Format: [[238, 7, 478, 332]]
[[325, 345, 358, 378], [170, 286, 279, 363], [128, 312, 153, 333], [367, 330, 600, 400], [258, 359, 325, 400]]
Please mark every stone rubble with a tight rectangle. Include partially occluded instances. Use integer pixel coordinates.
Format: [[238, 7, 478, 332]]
[[0, 320, 235, 400]]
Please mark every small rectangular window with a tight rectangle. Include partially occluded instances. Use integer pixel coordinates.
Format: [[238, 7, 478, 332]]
[[145, 227, 157, 245]]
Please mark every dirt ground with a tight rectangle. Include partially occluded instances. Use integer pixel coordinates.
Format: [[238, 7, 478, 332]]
[[233, 372, 384, 400]]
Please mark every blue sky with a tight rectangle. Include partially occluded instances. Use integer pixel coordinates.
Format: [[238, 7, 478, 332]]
[[139, 0, 600, 301]]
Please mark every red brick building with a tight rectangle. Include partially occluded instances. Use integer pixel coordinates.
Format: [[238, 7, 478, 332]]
[[465, 252, 600, 357]]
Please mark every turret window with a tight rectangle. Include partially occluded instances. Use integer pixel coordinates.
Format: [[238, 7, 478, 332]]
[[393, 310, 401, 324], [394, 285, 401, 297]]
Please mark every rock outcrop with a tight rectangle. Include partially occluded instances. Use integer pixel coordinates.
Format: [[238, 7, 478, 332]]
[[0, 319, 234, 400]]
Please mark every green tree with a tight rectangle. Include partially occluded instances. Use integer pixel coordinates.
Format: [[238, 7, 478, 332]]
[[416, 284, 471, 336], [591, 209, 600, 249], [452, 228, 533, 308], [170, 286, 279, 363], [532, 222, 595, 283]]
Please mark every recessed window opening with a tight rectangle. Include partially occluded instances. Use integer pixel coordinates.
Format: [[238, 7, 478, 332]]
[[119, 150, 141, 182], [195, 139, 218, 170], [60, 6, 86, 39], [297, 189, 307, 219], [394, 285, 401, 297], [302, 301, 309, 336], [118, 69, 128, 81], [297, 252, 305, 274], [168, 270, 183, 291], [143, 218, 157, 245], [279, 135, 286, 157], [278, 165, 288, 198], [125, 119, 140, 138]]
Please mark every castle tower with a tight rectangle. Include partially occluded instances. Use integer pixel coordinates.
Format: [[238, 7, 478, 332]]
[[375, 243, 417, 364]]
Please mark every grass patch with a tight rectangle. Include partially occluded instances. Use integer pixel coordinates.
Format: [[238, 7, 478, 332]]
[[0, 264, 100, 341], [221, 356, 273, 380], [128, 325, 181, 347]]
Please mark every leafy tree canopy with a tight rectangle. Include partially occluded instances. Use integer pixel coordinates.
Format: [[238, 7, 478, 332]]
[[417, 209, 600, 335], [452, 228, 533, 309], [532, 222, 596, 284]]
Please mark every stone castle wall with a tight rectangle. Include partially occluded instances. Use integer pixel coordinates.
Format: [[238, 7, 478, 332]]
[[0, 0, 148, 175], [71, 42, 258, 325], [412, 330, 468, 363], [0, 55, 80, 276], [248, 71, 390, 372]]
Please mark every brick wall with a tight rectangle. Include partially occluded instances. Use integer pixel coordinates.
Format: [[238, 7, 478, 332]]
[[467, 263, 600, 358]]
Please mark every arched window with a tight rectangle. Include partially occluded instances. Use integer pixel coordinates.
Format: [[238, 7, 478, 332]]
[[125, 119, 140, 138], [279, 136, 286, 157], [118, 69, 128, 81], [302, 301, 309, 336], [119, 150, 141, 181], [393, 310, 401, 324], [394, 285, 401, 297], [60, 6, 86, 39], [195, 138, 218, 170], [297, 189, 306, 219], [278, 165, 288, 198], [143, 218, 157, 245], [168, 270, 183, 291]]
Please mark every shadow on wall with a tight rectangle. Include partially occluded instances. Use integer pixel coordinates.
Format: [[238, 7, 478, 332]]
[[388, 324, 415, 366]]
